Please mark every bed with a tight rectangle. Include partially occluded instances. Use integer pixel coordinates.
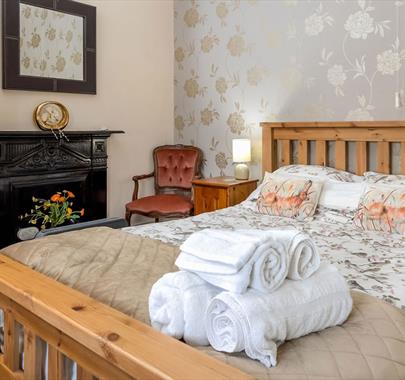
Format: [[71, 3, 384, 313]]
[[0, 121, 405, 380]]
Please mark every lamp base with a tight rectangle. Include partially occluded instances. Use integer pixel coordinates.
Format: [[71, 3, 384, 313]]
[[234, 163, 249, 180]]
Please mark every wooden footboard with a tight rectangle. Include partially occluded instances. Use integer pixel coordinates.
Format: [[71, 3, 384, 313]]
[[0, 254, 252, 380]]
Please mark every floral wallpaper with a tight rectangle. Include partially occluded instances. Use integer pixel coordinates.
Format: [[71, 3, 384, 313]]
[[20, 4, 84, 80], [174, 0, 405, 178]]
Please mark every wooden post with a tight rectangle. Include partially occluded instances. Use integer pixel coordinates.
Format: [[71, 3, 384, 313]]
[[262, 126, 276, 173]]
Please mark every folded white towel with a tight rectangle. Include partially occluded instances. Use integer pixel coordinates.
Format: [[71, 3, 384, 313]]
[[205, 263, 352, 367], [177, 241, 287, 293], [176, 229, 320, 293], [179, 229, 270, 273], [148, 271, 221, 346]]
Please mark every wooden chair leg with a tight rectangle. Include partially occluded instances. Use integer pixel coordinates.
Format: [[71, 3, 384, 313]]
[[154, 217, 159, 223], [125, 210, 131, 226]]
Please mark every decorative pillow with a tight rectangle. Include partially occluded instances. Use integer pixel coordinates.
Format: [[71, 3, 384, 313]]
[[256, 175, 323, 219], [273, 165, 363, 183], [353, 184, 405, 234], [364, 171, 405, 186]]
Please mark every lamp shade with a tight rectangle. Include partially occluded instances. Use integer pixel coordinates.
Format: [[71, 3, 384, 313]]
[[232, 139, 251, 163]]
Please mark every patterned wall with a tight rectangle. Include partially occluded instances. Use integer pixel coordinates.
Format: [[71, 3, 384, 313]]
[[174, 0, 405, 178]]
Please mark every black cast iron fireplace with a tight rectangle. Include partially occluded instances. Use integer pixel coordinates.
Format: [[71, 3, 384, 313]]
[[0, 130, 123, 248]]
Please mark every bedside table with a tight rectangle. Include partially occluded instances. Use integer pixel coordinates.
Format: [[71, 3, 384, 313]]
[[192, 176, 258, 215]]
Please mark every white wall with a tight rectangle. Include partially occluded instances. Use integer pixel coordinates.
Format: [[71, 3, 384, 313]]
[[0, 0, 174, 218]]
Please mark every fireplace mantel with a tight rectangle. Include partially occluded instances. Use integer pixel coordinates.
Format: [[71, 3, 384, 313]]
[[0, 129, 124, 248], [0, 130, 124, 138]]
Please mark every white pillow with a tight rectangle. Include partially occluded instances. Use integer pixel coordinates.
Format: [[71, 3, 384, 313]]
[[273, 165, 363, 183], [318, 181, 365, 211]]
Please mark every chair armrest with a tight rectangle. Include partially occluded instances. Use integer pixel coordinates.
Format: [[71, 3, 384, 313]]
[[131, 172, 154, 200]]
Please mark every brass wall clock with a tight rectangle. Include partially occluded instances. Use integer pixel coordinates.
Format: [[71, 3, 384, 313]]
[[34, 101, 69, 131]]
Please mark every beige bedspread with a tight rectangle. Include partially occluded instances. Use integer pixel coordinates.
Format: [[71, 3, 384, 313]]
[[2, 227, 405, 380]]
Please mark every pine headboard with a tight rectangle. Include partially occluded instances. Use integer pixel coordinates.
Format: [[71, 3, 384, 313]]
[[260, 121, 405, 175]]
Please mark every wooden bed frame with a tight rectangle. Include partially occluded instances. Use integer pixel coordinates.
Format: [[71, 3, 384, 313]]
[[0, 120, 403, 380]]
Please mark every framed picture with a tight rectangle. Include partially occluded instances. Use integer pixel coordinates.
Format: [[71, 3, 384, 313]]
[[2, 0, 96, 94]]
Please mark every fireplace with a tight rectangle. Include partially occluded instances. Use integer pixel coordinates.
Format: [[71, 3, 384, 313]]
[[0, 130, 123, 248]]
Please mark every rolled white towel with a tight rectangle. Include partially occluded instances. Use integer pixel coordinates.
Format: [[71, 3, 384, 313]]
[[148, 271, 221, 345], [205, 263, 352, 367], [269, 229, 320, 281]]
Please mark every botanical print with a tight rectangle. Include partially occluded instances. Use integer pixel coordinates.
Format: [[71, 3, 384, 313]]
[[304, 2, 334, 37], [273, 164, 364, 182], [174, 0, 405, 178], [19, 4, 83, 80], [364, 171, 405, 185], [354, 184, 405, 234], [257, 177, 322, 219], [124, 201, 405, 310]]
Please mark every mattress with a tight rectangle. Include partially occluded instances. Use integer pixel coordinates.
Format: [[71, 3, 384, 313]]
[[124, 200, 405, 310], [2, 227, 405, 380]]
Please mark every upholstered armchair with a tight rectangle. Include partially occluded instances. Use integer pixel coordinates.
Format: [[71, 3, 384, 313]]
[[125, 145, 203, 225]]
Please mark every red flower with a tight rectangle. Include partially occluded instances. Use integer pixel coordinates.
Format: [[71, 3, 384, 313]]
[[80, 208, 85, 216]]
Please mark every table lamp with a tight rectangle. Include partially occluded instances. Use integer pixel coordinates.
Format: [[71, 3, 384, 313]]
[[232, 138, 251, 180]]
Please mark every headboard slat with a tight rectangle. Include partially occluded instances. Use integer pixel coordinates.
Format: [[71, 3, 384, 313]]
[[377, 142, 391, 174], [335, 141, 347, 171], [356, 142, 368, 175], [315, 141, 327, 166], [297, 140, 309, 165], [280, 140, 292, 166]]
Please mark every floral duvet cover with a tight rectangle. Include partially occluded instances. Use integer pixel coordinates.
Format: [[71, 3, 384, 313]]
[[123, 200, 405, 309]]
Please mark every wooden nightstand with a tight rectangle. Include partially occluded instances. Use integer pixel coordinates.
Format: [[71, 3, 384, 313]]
[[192, 176, 258, 215]]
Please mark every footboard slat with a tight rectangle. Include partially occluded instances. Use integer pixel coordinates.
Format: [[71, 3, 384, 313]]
[[0, 255, 252, 380], [47, 345, 63, 380], [23, 328, 43, 380], [4, 311, 20, 372]]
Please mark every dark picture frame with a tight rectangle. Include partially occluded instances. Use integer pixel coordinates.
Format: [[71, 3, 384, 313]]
[[2, 0, 96, 94]]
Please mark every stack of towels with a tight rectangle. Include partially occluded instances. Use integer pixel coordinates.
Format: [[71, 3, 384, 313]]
[[149, 229, 352, 367]]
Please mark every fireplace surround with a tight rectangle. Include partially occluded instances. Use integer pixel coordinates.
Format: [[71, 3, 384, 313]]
[[0, 130, 123, 248]]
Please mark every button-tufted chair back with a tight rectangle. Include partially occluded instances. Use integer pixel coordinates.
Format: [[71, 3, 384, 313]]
[[153, 145, 203, 196]]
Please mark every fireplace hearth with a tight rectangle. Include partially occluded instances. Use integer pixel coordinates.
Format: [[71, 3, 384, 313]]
[[0, 130, 123, 248]]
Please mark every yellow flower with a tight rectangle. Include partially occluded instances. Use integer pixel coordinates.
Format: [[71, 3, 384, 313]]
[[67, 208, 72, 215]]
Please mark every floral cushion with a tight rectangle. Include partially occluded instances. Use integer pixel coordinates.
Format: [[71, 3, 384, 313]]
[[273, 165, 363, 182], [257, 175, 323, 220], [353, 184, 405, 234], [364, 171, 405, 186]]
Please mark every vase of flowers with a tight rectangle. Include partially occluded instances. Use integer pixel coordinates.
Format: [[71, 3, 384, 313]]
[[19, 190, 84, 239]]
